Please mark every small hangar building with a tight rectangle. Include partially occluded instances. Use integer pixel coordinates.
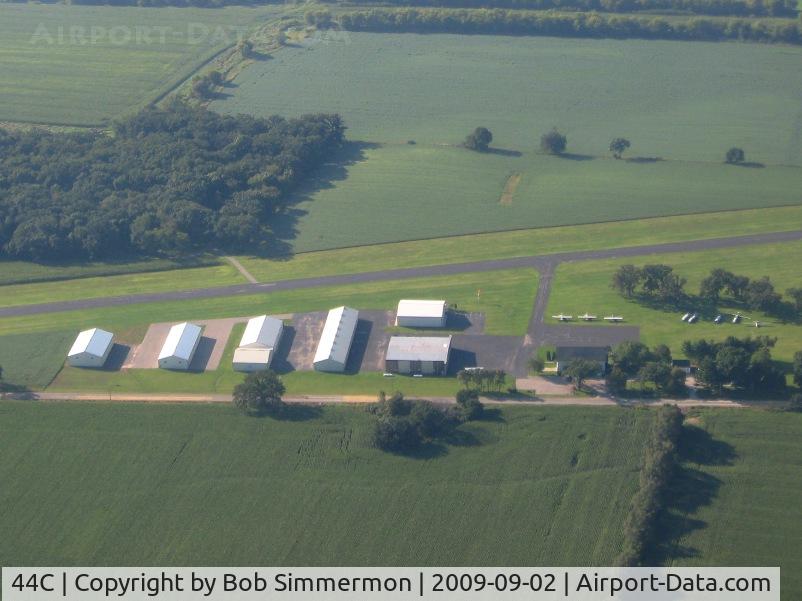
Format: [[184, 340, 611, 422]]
[[158, 322, 203, 370], [395, 300, 447, 328], [313, 306, 359, 373], [385, 336, 452, 376], [233, 315, 284, 372], [67, 328, 114, 368], [555, 345, 609, 376]]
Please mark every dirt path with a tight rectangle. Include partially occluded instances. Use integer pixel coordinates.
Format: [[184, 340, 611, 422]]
[[225, 256, 259, 284], [499, 173, 522, 205]]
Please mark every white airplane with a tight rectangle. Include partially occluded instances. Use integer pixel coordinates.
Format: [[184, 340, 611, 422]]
[[681, 312, 691, 321], [604, 315, 624, 322], [687, 313, 699, 323], [732, 313, 742, 324], [714, 315, 723, 324], [753, 320, 761, 328], [579, 313, 597, 321], [552, 314, 573, 321]]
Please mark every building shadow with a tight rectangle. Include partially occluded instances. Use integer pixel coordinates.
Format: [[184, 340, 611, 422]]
[[188, 336, 216, 372], [447, 348, 478, 374], [102, 343, 131, 371], [270, 326, 297, 374], [444, 311, 474, 331], [647, 425, 737, 564], [345, 319, 373, 374]]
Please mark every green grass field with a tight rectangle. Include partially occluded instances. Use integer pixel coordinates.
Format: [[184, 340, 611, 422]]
[[213, 33, 802, 252], [267, 143, 802, 253], [0, 330, 76, 390], [0, 263, 245, 309], [546, 240, 802, 363], [0, 3, 279, 125], [1, 205, 801, 305], [2, 268, 537, 393], [0, 402, 651, 565], [664, 409, 802, 599]]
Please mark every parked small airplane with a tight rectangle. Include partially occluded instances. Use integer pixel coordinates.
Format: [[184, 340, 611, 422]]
[[552, 314, 572, 321], [681, 312, 691, 321], [604, 315, 624, 322], [753, 320, 761, 328], [732, 313, 742, 324], [687, 313, 699, 323], [714, 315, 724, 324], [579, 313, 597, 321]]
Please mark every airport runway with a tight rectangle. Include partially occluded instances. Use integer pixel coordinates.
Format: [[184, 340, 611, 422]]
[[1, 229, 800, 319]]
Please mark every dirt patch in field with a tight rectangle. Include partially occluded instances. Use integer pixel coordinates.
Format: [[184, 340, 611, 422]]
[[499, 173, 522, 205]]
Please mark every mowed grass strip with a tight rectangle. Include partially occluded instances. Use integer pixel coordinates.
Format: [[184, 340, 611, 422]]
[[0, 263, 246, 309], [0, 402, 652, 566], [665, 410, 802, 600], [1, 269, 537, 393], [238, 205, 802, 283], [546, 240, 802, 362], [265, 144, 802, 254], [0, 4, 279, 125]]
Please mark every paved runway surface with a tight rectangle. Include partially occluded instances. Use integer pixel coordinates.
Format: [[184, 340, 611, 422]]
[[2, 230, 800, 318]]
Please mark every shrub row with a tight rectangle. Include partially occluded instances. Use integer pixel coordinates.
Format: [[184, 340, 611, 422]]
[[337, 8, 802, 44], [617, 405, 684, 566]]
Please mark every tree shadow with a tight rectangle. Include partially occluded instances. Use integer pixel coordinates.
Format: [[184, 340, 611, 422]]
[[625, 156, 664, 164], [272, 403, 323, 422], [647, 425, 737, 564], [258, 140, 381, 260], [486, 147, 523, 157], [731, 161, 765, 169], [557, 152, 595, 161], [389, 441, 449, 460]]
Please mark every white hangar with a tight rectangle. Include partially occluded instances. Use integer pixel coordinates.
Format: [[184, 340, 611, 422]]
[[313, 306, 359, 373], [67, 328, 114, 368], [158, 322, 202, 370], [395, 299, 448, 328], [233, 315, 284, 372]]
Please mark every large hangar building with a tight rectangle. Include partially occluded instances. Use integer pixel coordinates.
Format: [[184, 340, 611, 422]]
[[313, 306, 359, 373]]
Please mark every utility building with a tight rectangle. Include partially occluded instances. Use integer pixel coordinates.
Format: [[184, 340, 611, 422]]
[[313, 306, 359, 373], [385, 336, 452, 376], [158, 322, 202, 370], [555, 345, 609, 375], [233, 315, 284, 372], [395, 299, 448, 328], [67, 328, 114, 368]]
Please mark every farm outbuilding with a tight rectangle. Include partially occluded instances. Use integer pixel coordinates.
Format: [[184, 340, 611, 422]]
[[67, 328, 114, 368], [385, 336, 452, 376], [395, 299, 448, 328], [555, 345, 609, 375], [233, 315, 284, 372], [158, 322, 202, 370], [313, 306, 359, 373]]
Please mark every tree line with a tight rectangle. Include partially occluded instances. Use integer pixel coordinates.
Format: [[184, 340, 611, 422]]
[[0, 101, 345, 261], [682, 336, 786, 394], [612, 263, 800, 317], [337, 8, 802, 45], [617, 404, 684, 566], [606, 341, 688, 396], [335, 0, 797, 18], [370, 390, 484, 452]]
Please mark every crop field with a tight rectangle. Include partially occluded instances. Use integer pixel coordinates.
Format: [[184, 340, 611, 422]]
[[663, 409, 802, 599], [268, 144, 802, 253], [0, 402, 652, 565], [0, 330, 76, 390], [215, 33, 802, 252], [546, 241, 802, 363], [0, 3, 279, 125], [1, 268, 537, 393]]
